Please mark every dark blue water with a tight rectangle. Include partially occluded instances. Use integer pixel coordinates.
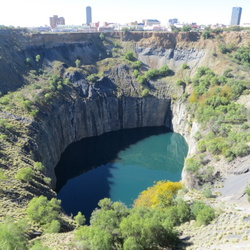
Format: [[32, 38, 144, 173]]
[[55, 127, 188, 221]]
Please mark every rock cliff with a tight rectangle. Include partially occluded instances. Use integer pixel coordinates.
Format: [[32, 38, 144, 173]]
[[30, 75, 171, 187]]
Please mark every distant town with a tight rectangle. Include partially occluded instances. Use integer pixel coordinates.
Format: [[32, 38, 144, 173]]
[[13, 6, 250, 33]]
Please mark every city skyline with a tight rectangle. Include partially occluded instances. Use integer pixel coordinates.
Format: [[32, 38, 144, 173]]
[[0, 0, 250, 27]]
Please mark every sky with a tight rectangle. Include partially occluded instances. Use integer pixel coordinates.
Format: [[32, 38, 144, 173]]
[[1, 0, 250, 27]]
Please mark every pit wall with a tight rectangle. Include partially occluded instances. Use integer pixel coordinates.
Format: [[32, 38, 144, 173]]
[[31, 94, 171, 188]]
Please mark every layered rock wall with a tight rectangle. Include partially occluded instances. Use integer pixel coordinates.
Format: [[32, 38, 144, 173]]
[[31, 86, 171, 187]]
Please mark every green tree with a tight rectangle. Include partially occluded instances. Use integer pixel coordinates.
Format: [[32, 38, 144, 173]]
[[120, 207, 178, 249], [202, 30, 211, 39], [30, 240, 50, 250], [34, 162, 45, 172], [132, 60, 142, 69], [124, 51, 134, 61], [75, 59, 81, 68], [43, 220, 60, 233], [74, 212, 86, 227], [86, 74, 98, 82], [0, 217, 28, 250], [35, 54, 41, 62], [26, 196, 61, 226], [25, 57, 31, 66], [15, 167, 33, 182], [99, 32, 105, 41], [246, 185, 250, 202], [182, 62, 189, 70], [181, 25, 192, 32], [141, 88, 150, 97]]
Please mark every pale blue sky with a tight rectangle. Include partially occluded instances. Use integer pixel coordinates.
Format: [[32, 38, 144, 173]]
[[1, 0, 250, 27]]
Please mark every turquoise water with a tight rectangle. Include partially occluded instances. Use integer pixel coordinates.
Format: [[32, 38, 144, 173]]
[[55, 127, 188, 221]]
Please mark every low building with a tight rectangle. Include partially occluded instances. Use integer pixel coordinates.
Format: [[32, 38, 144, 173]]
[[143, 19, 160, 26]]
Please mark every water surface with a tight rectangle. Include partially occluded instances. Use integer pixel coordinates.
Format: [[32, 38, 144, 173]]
[[55, 127, 188, 221]]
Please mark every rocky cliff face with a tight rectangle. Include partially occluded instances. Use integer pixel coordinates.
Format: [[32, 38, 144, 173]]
[[29, 74, 171, 188]]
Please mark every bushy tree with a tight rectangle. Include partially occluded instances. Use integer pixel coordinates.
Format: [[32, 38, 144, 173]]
[[124, 51, 134, 61], [191, 201, 215, 225], [35, 54, 41, 63], [0, 217, 28, 250], [15, 167, 33, 182], [74, 211, 86, 227], [120, 207, 178, 249], [34, 162, 45, 172], [26, 196, 61, 226], [75, 59, 81, 68], [86, 74, 98, 83], [132, 60, 142, 69], [134, 181, 182, 208]]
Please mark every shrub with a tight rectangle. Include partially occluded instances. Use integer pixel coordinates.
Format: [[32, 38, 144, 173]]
[[132, 60, 142, 69], [74, 212, 86, 227], [144, 69, 157, 79], [136, 75, 147, 84], [134, 181, 182, 208], [133, 69, 139, 78], [30, 240, 50, 250], [202, 31, 211, 39], [43, 177, 51, 186], [34, 162, 45, 172], [185, 157, 201, 173], [43, 220, 60, 234], [124, 51, 134, 61], [35, 55, 41, 62], [182, 62, 189, 70], [141, 89, 150, 97], [158, 65, 171, 76], [0, 217, 28, 250], [176, 79, 186, 86], [99, 32, 105, 41], [203, 188, 213, 198], [86, 74, 98, 83], [25, 57, 31, 66], [15, 167, 33, 182], [26, 196, 61, 226], [75, 59, 81, 68], [196, 206, 215, 225], [246, 185, 250, 202]]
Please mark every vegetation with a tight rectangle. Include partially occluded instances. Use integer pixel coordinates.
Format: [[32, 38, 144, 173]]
[[134, 181, 182, 208], [15, 167, 33, 182], [136, 65, 171, 84], [86, 73, 98, 82], [124, 51, 134, 61], [75, 59, 81, 68], [33, 162, 45, 172], [246, 185, 250, 202], [0, 217, 28, 250], [74, 181, 216, 249], [26, 196, 61, 232], [186, 66, 250, 179]]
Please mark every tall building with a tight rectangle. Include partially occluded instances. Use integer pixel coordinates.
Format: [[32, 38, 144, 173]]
[[50, 15, 65, 29], [86, 6, 92, 25], [230, 7, 242, 25]]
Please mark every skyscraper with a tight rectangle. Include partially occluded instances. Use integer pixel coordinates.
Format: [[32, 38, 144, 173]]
[[86, 6, 92, 25], [230, 7, 242, 25]]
